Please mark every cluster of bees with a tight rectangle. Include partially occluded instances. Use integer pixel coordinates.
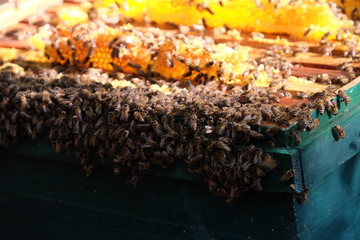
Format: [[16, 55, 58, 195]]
[[0, 63, 352, 201], [0, 0, 357, 201]]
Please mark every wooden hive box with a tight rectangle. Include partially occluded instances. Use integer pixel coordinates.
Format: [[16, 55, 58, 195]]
[[0, 1, 360, 239]]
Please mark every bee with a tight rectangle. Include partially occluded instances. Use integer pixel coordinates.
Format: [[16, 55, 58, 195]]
[[196, 3, 215, 15], [280, 169, 294, 182], [150, 118, 162, 136], [138, 161, 150, 171], [110, 62, 123, 72], [74, 106, 82, 121], [56, 48, 65, 61], [165, 52, 174, 68], [127, 62, 141, 70], [332, 125, 346, 141], [108, 37, 119, 49], [321, 32, 331, 41], [331, 99, 338, 115], [54, 137, 63, 153], [136, 123, 151, 131], [303, 27, 312, 37], [133, 111, 145, 123], [156, 151, 174, 168], [292, 129, 301, 146], [307, 118, 320, 131], [216, 140, 231, 152], [111, 46, 120, 59], [296, 188, 309, 204], [120, 104, 130, 122], [113, 167, 121, 175], [187, 154, 203, 165], [257, 153, 277, 169], [337, 90, 350, 106], [265, 126, 282, 136], [217, 119, 227, 136], [188, 113, 197, 131], [22, 121, 32, 136]]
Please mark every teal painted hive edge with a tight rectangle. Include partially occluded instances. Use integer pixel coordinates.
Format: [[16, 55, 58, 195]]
[[297, 93, 360, 188], [294, 152, 360, 240]]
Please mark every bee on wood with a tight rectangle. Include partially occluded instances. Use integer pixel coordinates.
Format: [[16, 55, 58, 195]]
[[307, 118, 320, 131], [280, 169, 294, 182], [292, 129, 301, 146], [296, 188, 309, 204], [337, 90, 350, 106], [332, 125, 346, 141], [331, 99, 338, 115]]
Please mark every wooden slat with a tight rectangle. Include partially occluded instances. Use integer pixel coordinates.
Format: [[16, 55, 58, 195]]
[[0, 0, 63, 31]]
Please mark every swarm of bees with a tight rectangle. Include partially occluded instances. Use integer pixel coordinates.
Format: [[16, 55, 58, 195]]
[[0, 60, 354, 201], [0, 0, 358, 202]]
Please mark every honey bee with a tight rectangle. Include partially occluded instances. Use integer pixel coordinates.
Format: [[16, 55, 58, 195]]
[[165, 52, 174, 68], [337, 90, 350, 106], [133, 111, 145, 122], [280, 169, 294, 182], [56, 48, 65, 61], [150, 118, 162, 136], [196, 3, 215, 15], [296, 188, 309, 204], [292, 129, 301, 146], [217, 119, 227, 136], [127, 62, 141, 70], [332, 125, 346, 141], [110, 62, 123, 72], [120, 104, 130, 122], [331, 99, 338, 115], [265, 126, 282, 137], [216, 140, 231, 152], [188, 113, 197, 131], [307, 118, 320, 131], [303, 27, 312, 37]]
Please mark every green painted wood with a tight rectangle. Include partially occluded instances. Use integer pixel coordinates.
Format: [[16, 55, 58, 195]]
[[299, 100, 360, 187], [295, 152, 360, 240], [0, 154, 297, 240]]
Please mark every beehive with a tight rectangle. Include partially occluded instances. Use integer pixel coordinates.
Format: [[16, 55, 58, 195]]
[[0, 0, 360, 239]]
